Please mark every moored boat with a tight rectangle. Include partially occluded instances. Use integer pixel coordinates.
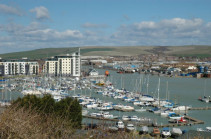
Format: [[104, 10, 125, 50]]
[[161, 127, 171, 138], [171, 128, 182, 137]]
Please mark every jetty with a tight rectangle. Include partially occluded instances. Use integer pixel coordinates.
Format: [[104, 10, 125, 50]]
[[83, 115, 204, 128], [83, 115, 154, 127], [158, 116, 204, 128], [189, 107, 211, 110]]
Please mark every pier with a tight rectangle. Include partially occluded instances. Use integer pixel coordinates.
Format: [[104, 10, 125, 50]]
[[83, 115, 154, 127], [83, 115, 204, 128], [159, 116, 204, 128], [189, 107, 211, 110]]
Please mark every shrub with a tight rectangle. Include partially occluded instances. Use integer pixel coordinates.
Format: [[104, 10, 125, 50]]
[[12, 94, 82, 128]]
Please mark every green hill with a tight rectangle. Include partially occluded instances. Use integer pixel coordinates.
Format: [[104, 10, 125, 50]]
[[0, 45, 211, 59]]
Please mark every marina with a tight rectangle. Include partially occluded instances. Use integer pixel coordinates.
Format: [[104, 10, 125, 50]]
[[0, 66, 211, 137]]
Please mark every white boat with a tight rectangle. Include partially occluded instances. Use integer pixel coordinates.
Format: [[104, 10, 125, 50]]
[[161, 111, 174, 117], [85, 102, 98, 109], [206, 127, 211, 132], [171, 128, 182, 137], [122, 115, 130, 121], [135, 107, 146, 112], [126, 124, 135, 131], [153, 109, 162, 114], [139, 96, 154, 102], [169, 113, 183, 120], [90, 112, 98, 117], [139, 126, 149, 134], [130, 115, 139, 121], [121, 105, 134, 111], [173, 106, 191, 111], [160, 111, 169, 117], [197, 128, 205, 132], [116, 120, 124, 130], [21, 89, 42, 95], [103, 112, 118, 119], [203, 98, 210, 103], [79, 101, 89, 106], [133, 101, 141, 106], [97, 105, 113, 111], [161, 127, 171, 138]]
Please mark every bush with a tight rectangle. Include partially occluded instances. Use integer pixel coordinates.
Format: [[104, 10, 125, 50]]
[[0, 105, 75, 138], [12, 94, 82, 128]]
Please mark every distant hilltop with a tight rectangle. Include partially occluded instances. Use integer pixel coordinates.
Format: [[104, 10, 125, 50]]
[[0, 45, 211, 59]]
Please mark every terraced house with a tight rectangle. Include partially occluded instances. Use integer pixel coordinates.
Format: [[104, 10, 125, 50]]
[[44, 50, 80, 77]]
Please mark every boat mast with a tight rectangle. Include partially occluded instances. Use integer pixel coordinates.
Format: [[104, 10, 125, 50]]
[[166, 81, 168, 100], [146, 75, 149, 95], [203, 79, 207, 97], [158, 78, 160, 107]]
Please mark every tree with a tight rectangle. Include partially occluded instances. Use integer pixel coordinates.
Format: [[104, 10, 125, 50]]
[[11, 95, 82, 128]]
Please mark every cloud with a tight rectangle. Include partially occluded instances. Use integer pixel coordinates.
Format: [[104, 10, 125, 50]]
[[0, 22, 85, 53], [81, 23, 108, 29], [30, 6, 50, 20], [0, 18, 211, 53], [0, 4, 23, 16], [111, 18, 211, 46]]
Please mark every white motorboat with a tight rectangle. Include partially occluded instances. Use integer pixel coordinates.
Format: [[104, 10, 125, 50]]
[[139, 126, 149, 134], [172, 106, 191, 111], [103, 112, 118, 119], [171, 128, 182, 137], [153, 109, 162, 114], [139, 95, 154, 102], [206, 127, 211, 132], [97, 105, 113, 111], [121, 105, 134, 111], [116, 120, 125, 130], [85, 102, 98, 109], [126, 124, 135, 131], [122, 115, 130, 121], [197, 128, 205, 132], [169, 113, 183, 120], [133, 101, 141, 106], [130, 115, 139, 121], [161, 127, 171, 138], [135, 107, 146, 112], [160, 111, 169, 117]]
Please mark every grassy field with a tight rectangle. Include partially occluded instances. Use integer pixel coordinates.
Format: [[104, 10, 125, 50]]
[[0, 45, 211, 59]]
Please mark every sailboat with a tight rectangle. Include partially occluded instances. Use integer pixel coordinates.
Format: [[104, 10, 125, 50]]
[[198, 79, 210, 103]]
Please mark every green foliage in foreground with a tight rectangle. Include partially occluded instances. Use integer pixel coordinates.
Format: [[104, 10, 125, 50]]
[[13, 95, 82, 128]]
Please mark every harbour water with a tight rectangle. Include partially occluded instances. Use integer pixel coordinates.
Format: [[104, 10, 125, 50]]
[[1, 67, 211, 131], [81, 68, 211, 130]]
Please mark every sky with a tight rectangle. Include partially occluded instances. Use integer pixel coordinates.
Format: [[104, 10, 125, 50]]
[[0, 0, 211, 53]]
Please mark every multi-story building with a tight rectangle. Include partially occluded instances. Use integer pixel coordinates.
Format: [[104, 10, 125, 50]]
[[0, 58, 39, 76], [44, 50, 80, 77]]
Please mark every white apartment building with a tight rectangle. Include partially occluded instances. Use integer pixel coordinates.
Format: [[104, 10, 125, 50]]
[[0, 58, 39, 76], [44, 51, 80, 77]]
